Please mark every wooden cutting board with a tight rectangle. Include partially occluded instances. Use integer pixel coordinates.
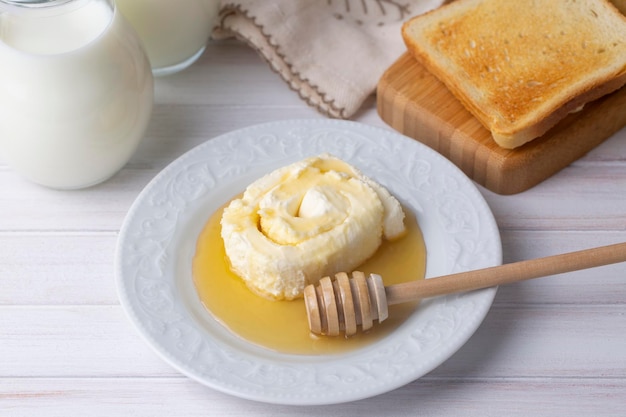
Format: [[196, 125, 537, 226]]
[[377, 53, 626, 195]]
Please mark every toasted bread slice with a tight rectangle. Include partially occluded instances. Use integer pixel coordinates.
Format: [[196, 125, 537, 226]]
[[402, 0, 626, 149], [610, 0, 626, 15]]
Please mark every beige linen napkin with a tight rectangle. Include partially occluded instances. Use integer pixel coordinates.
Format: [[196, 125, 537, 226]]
[[213, 0, 446, 118]]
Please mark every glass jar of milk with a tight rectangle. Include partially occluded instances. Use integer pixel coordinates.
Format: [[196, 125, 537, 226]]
[[116, 0, 220, 76], [0, 0, 154, 189]]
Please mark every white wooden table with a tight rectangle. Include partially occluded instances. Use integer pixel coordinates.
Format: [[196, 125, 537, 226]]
[[2, 40, 625, 416]]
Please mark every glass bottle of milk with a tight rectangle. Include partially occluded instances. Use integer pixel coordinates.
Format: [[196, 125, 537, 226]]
[[116, 0, 220, 76], [0, 0, 154, 189]]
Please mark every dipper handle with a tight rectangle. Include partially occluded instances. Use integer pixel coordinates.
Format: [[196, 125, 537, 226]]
[[304, 242, 626, 337]]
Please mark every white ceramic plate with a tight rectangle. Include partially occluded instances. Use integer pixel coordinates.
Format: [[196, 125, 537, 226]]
[[115, 119, 501, 405]]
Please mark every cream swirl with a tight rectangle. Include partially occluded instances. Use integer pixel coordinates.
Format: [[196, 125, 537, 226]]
[[221, 154, 405, 300]]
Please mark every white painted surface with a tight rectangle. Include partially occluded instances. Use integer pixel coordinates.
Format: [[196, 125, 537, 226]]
[[1, 40, 625, 415]]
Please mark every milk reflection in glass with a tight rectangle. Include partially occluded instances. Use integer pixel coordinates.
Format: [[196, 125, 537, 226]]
[[116, 0, 220, 76], [0, 0, 153, 189]]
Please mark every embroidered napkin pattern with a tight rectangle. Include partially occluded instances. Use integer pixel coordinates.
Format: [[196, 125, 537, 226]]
[[213, 0, 446, 118]]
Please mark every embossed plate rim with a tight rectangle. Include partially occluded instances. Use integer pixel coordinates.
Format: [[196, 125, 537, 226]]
[[115, 119, 502, 405]]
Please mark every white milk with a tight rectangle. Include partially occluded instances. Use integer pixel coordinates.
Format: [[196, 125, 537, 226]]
[[116, 0, 219, 75], [0, 0, 154, 189]]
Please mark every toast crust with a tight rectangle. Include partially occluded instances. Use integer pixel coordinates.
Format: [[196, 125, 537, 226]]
[[402, 0, 626, 148]]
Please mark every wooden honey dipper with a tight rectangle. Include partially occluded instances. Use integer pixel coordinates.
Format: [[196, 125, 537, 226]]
[[304, 241, 626, 337]]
